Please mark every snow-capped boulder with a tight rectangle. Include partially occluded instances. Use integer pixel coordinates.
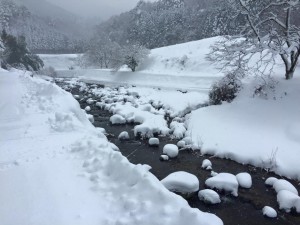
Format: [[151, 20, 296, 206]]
[[86, 98, 95, 104], [273, 179, 298, 195], [160, 155, 169, 161], [177, 140, 186, 148], [201, 159, 212, 170], [198, 189, 221, 204], [262, 206, 277, 218], [87, 114, 94, 123], [170, 121, 186, 139], [161, 171, 199, 194], [163, 144, 179, 158], [205, 173, 239, 197], [118, 131, 130, 140], [149, 138, 160, 146], [236, 172, 252, 189], [73, 94, 80, 99], [265, 177, 278, 186], [84, 106, 91, 112], [277, 190, 300, 213], [110, 114, 126, 125]]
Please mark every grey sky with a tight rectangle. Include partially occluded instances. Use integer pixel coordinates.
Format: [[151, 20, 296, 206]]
[[45, 0, 155, 19]]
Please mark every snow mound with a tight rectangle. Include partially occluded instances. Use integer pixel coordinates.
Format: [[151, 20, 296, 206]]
[[160, 155, 169, 161], [110, 114, 126, 125], [170, 121, 186, 139], [149, 138, 160, 146], [198, 189, 221, 204], [118, 131, 130, 140], [265, 177, 278, 186], [202, 159, 212, 170], [161, 171, 200, 194], [84, 106, 91, 112], [205, 173, 239, 197], [273, 179, 298, 195], [163, 144, 179, 158], [277, 190, 300, 213], [236, 173, 252, 189], [262, 206, 277, 218], [177, 140, 186, 148]]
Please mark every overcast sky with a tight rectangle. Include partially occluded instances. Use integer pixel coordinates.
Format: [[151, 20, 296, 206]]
[[46, 0, 155, 19]]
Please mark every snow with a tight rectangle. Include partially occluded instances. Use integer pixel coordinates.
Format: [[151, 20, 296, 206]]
[[236, 173, 252, 189], [262, 206, 277, 218], [198, 189, 221, 204], [201, 159, 212, 170], [39, 54, 80, 70], [205, 173, 239, 197], [163, 144, 179, 158], [0, 70, 222, 225], [273, 179, 298, 195], [265, 177, 278, 186], [160, 155, 170, 161], [84, 106, 91, 112], [161, 171, 200, 194], [118, 131, 130, 140], [177, 140, 186, 148], [277, 190, 300, 213], [186, 75, 300, 180], [149, 138, 160, 146], [110, 114, 126, 125]]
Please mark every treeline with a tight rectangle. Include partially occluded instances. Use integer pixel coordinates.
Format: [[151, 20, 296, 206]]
[[0, 0, 86, 53], [93, 0, 240, 49]]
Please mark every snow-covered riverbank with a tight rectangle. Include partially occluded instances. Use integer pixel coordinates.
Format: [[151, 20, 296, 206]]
[[0, 70, 222, 225]]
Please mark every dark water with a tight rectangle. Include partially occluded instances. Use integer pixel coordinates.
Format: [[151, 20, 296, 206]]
[[57, 80, 300, 225]]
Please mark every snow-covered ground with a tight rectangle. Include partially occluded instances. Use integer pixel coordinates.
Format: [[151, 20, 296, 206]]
[[0, 70, 222, 225], [40, 36, 300, 181], [39, 54, 81, 70]]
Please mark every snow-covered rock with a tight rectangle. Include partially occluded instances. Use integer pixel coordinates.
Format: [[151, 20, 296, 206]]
[[265, 177, 278, 186], [277, 190, 300, 213], [262, 206, 277, 218], [163, 144, 179, 158], [177, 140, 186, 148], [87, 114, 94, 123], [73, 95, 80, 99], [110, 114, 126, 125], [149, 138, 160, 146], [118, 131, 130, 140], [198, 189, 221, 204], [84, 106, 91, 112], [273, 179, 298, 195], [236, 173, 252, 189], [170, 121, 186, 139], [201, 159, 212, 170], [161, 171, 199, 194], [205, 173, 239, 197], [86, 98, 95, 104], [160, 155, 169, 161]]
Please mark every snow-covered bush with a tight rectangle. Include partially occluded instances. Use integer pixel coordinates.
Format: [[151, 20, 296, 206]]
[[209, 72, 242, 105], [113, 44, 150, 72]]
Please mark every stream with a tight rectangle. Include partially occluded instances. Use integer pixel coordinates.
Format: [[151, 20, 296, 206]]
[[56, 79, 300, 225]]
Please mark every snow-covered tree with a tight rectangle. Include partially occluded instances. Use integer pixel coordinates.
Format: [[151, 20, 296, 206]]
[[112, 44, 150, 72], [209, 0, 300, 80]]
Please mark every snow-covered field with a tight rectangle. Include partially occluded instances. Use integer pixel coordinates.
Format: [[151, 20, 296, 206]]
[[0, 70, 222, 225]]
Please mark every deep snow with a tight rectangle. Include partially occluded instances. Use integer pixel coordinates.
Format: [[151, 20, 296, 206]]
[[0, 70, 222, 225]]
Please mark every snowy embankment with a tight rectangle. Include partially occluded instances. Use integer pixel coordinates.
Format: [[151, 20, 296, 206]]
[[186, 76, 300, 180], [0, 70, 222, 225]]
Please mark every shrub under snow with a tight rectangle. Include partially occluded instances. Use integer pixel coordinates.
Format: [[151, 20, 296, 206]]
[[209, 72, 242, 105]]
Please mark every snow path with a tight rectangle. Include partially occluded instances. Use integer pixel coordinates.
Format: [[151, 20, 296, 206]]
[[0, 71, 222, 225]]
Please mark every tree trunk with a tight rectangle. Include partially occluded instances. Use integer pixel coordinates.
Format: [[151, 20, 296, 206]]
[[285, 70, 294, 80]]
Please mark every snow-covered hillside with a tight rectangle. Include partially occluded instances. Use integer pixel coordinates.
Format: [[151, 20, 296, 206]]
[[0, 70, 222, 225]]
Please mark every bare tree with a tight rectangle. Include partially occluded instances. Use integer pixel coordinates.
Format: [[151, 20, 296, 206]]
[[209, 0, 300, 80]]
